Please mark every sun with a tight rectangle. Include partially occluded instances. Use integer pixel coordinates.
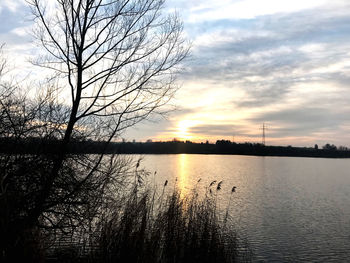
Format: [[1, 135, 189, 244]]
[[176, 119, 200, 141]]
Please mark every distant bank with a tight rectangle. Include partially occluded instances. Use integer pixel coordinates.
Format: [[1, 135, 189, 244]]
[[2, 138, 350, 158]]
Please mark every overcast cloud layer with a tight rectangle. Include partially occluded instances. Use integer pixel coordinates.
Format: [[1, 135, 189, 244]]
[[2, 0, 350, 146]]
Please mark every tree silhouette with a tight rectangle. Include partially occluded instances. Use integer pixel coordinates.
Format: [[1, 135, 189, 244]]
[[1, 0, 188, 260], [29, 0, 188, 143], [27, 0, 188, 222]]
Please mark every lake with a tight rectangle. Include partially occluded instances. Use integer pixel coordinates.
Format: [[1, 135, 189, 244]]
[[139, 154, 350, 262]]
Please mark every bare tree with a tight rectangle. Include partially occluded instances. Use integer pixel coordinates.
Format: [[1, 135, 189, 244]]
[[0, 46, 149, 261], [26, 0, 188, 225], [29, 0, 188, 142], [1, 0, 188, 260]]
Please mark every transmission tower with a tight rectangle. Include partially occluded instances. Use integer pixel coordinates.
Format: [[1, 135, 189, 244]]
[[261, 123, 267, 145]]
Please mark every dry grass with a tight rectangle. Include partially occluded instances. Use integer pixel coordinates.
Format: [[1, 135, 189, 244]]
[[91, 182, 251, 263], [12, 176, 251, 262]]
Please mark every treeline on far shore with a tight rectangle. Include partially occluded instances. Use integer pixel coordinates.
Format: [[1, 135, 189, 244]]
[[1, 138, 350, 158]]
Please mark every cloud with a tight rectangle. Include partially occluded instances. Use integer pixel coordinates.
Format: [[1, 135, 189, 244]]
[[188, 124, 249, 136], [249, 106, 350, 137], [0, 6, 24, 34], [0, 3, 32, 49], [234, 82, 292, 108], [172, 0, 350, 22], [192, 0, 336, 21], [167, 2, 350, 145], [0, 0, 25, 13], [182, 5, 350, 106], [3, 0, 350, 145]]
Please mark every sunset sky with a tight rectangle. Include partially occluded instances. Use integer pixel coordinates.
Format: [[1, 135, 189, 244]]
[[2, 0, 350, 146]]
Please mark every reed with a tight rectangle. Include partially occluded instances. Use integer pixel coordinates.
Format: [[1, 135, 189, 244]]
[[91, 182, 251, 263]]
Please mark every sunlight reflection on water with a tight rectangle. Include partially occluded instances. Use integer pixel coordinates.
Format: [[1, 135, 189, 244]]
[[139, 154, 350, 262], [178, 154, 189, 197]]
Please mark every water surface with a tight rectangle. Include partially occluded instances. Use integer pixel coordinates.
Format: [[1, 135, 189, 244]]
[[140, 154, 350, 262]]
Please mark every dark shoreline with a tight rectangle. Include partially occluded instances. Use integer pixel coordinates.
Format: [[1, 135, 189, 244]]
[[2, 138, 350, 159]]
